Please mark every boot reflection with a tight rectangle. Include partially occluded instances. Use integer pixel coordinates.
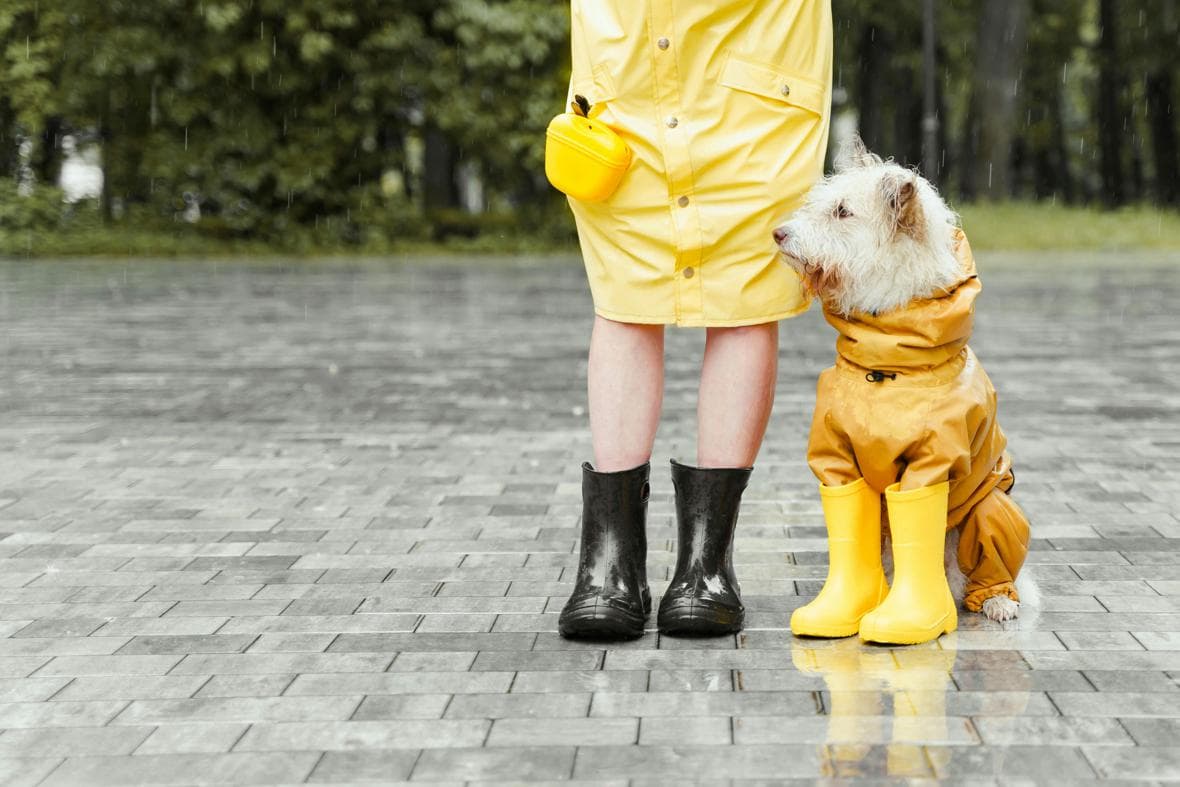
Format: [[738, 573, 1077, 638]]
[[791, 637, 958, 778], [887, 643, 958, 775]]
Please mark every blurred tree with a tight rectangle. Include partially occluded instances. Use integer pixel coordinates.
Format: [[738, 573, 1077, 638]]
[[1140, 0, 1179, 204], [1096, 0, 1127, 206], [1015, 0, 1085, 202], [961, 0, 1029, 201]]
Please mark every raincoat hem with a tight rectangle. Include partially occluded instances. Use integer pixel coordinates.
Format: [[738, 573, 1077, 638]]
[[593, 302, 809, 328]]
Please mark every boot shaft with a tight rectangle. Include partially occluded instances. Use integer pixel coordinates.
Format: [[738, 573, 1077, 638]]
[[669, 460, 751, 576], [578, 461, 650, 583], [885, 481, 950, 586]]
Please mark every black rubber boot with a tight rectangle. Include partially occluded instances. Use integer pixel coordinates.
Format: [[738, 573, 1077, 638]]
[[657, 459, 752, 636], [558, 461, 651, 640]]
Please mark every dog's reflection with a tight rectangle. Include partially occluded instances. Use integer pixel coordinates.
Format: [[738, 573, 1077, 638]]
[[791, 638, 959, 778]]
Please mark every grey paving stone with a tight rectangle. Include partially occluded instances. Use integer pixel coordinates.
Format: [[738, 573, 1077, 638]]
[[351, 693, 452, 720], [0, 700, 127, 728], [116, 635, 257, 655], [928, 744, 1098, 780], [571, 743, 823, 779], [0, 757, 64, 787], [1084, 747, 1180, 780], [444, 692, 590, 719], [412, 745, 575, 781], [285, 671, 514, 696], [510, 669, 649, 694], [194, 674, 295, 698], [52, 675, 209, 701], [33, 655, 182, 677], [308, 750, 420, 782], [133, 723, 251, 754], [487, 717, 638, 746], [38, 751, 321, 785], [114, 695, 361, 725], [588, 690, 818, 718], [0, 725, 154, 757], [972, 716, 1134, 745], [0, 677, 71, 702], [235, 719, 489, 751], [638, 715, 733, 745], [168, 652, 393, 675], [388, 651, 477, 672]]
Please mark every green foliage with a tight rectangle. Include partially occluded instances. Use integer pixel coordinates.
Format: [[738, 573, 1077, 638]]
[[0, 180, 61, 238], [0, 0, 572, 249]]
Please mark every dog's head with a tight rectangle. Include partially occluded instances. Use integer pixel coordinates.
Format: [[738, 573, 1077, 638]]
[[773, 136, 961, 316]]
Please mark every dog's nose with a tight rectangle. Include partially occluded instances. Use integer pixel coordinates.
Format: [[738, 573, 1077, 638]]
[[772, 226, 789, 245]]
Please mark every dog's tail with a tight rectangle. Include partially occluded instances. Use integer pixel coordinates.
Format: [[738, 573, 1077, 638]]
[[1015, 570, 1039, 609]]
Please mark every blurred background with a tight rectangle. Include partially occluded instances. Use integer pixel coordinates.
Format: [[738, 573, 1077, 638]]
[[1, 0, 1178, 257]]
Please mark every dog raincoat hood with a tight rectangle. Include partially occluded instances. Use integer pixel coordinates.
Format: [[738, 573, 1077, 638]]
[[824, 229, 978, 376], [806, 229, 1029, 611]]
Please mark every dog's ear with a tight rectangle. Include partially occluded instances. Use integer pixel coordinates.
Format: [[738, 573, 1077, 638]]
[[835, 133, 882, 172], [881, 171, 925, 240]]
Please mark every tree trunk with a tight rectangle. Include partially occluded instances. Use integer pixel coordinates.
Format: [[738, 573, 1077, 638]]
[[1146, 68, 1179, 205], [964, 0, 1030, 201], [856, 24, 889, 154], [35, 117, 62, 187], [0, 101, 13, 179], [1097, 0, 1126, 206]]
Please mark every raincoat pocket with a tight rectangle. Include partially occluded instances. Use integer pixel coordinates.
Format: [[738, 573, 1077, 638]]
[[719, 52, 826, 117]]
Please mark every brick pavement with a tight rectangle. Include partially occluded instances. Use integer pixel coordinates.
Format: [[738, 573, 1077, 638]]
[[0, 251, 1177, 783]]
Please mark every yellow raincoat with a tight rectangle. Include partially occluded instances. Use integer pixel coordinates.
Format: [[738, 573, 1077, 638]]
[[567, 0, 832, 326], [806, 230, 1030, 610]]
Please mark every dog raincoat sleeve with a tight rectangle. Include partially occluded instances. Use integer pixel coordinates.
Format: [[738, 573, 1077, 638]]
[[805, 230, 1030, 609], [565, 0, 832, 327]]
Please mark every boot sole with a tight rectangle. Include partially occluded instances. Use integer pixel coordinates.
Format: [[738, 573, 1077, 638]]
[[790, 620, 861, 639], [558, 604, 647, 640], [658, 599, 743, 636], [858, 613, 958, 645]]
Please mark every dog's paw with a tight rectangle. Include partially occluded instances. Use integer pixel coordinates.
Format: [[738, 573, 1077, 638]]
[[981, 596, 1020, 622]]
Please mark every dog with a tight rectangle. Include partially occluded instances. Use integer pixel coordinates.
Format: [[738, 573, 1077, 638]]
[[774, 137, 1034, 624]]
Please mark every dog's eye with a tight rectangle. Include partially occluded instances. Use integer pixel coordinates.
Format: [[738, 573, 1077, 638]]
[[833, 202, 853, 219]]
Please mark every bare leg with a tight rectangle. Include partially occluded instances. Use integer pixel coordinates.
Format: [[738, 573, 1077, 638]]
[[697, 322, 779, 468], [588, 315, 665, 471]]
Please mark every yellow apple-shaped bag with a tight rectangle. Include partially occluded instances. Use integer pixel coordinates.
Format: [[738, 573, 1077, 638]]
[[545, 95, 632, 203]]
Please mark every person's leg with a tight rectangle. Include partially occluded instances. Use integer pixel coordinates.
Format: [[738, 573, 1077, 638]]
[[588, 315, 665, 470], [658, 321, 778, 635], [697, 322, 779, 467], [559, 315, 664, 641]]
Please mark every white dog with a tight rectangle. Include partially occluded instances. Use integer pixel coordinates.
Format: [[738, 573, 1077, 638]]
[[775, 138, 1034, 626]]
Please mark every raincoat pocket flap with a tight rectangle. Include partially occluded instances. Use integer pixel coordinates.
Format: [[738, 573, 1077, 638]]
[[568, 64, 619, 109], [720, 53, 826, 117]]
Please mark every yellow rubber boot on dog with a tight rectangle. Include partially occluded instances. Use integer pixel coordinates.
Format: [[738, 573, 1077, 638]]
[[859, 482, 957, 645], [791, 478, 889, 638]]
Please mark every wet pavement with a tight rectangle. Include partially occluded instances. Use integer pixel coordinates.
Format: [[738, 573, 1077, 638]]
[[0, 250, 1177, 783]]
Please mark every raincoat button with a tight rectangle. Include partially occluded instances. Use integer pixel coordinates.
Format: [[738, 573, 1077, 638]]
[[666, 116, 679, 128], [677, 195, 690, 207], [657, 37, 670, 50], [683, 267, 695, 279], [780, 84, 791, 97]]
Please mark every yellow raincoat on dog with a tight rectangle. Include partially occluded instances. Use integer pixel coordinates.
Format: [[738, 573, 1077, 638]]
[[567, 0, 832, 326], [806, 230, 1030, 610]]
